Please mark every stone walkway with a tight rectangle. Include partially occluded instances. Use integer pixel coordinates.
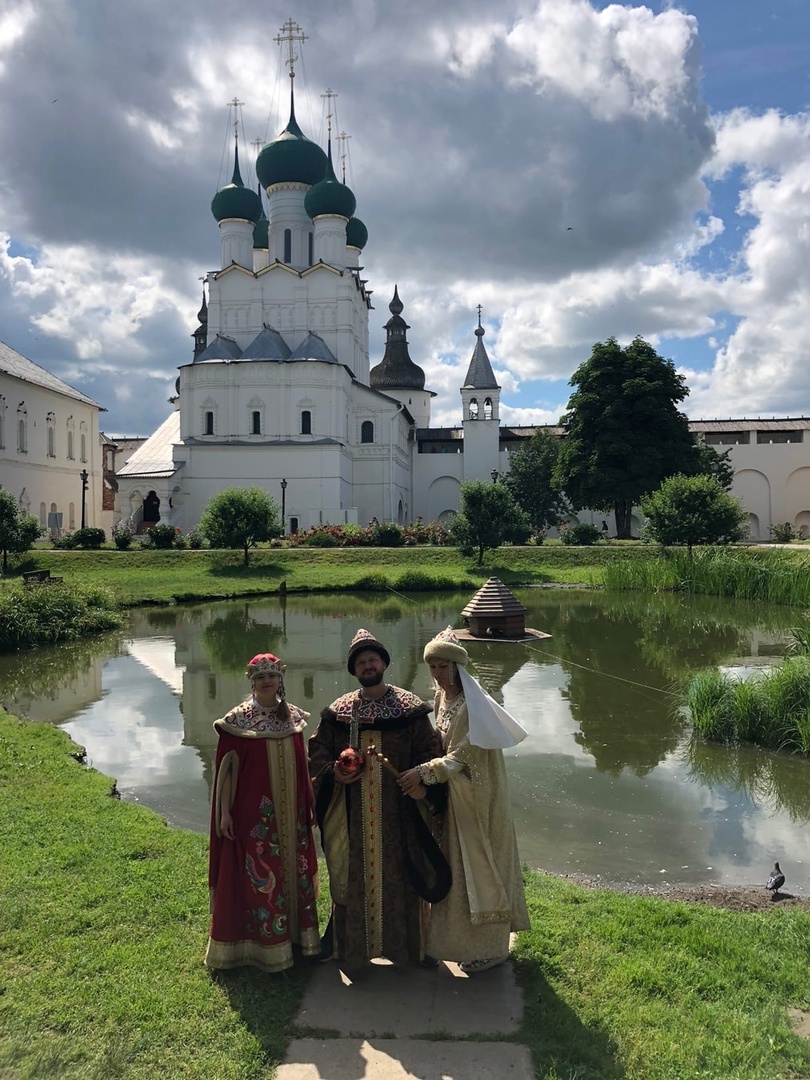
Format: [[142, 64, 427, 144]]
[[276, 958, 533, 1079]]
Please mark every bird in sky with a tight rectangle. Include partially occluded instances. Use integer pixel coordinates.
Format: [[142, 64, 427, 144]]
[[766, 861, 785, 897]]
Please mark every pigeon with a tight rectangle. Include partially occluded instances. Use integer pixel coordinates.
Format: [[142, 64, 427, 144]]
[[766, 861, 785, 896]]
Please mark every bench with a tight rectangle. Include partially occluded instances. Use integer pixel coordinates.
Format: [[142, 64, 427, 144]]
[[22, 569, 63, 586]]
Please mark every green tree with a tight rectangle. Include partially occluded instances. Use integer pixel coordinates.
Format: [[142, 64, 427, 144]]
[[451, 480, 530, 566], [555, 336, 700, 539], [0, 489, 42, 574], [504, 427, 568, 528], [199, 487, 280, 566], [692, 437, 735, 491], [640, 473, 748, 555]]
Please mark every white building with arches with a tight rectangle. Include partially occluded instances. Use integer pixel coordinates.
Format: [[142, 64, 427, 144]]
[[0, 339, 108, 537]]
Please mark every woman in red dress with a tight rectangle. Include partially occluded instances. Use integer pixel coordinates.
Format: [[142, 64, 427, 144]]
[[205, 653, 320, 972]]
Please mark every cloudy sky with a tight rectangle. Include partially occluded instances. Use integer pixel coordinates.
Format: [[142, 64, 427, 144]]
[[1, 0, 808, 436]]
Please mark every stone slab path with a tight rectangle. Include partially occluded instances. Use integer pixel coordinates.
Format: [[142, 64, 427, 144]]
[[276, 958, 533, 1080]]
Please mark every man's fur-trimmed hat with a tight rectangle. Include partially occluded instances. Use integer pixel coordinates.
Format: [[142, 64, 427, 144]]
[[347, 628, 391, 675]]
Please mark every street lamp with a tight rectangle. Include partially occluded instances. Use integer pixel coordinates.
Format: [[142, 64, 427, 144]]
[[80, 468, 89, 529], [490, 469, 499, 483], [280, 478, 287, 534]]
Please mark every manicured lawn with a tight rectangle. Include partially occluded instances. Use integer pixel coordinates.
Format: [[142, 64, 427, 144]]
[[2, 713, 808, 1079]]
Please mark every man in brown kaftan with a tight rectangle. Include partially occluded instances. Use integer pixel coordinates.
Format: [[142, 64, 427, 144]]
[[308, 629, 447, 970]]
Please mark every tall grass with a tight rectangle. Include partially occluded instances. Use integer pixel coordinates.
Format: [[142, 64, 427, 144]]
[[684, 656, 810, 753], [603, 547, 810, 606], [0, 582, 125, 650]]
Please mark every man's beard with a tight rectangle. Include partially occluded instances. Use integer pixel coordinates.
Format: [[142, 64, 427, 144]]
[[357, 670, 384, 688]]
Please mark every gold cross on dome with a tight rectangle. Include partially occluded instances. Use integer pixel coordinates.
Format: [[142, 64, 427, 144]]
[[274, 18, 307, 80]]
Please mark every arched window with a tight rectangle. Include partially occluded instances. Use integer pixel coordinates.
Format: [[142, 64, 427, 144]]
[[204, 411, 214, 435], [484, 397, 493, 420], [284, 228, 292, 264], [80, 433, 87, 461], [47, 424, 55, 457], [252, 411, 261, 435], [301, 410, 312, 435], [308, 233, 314, 266], [0, 413, 5, 450], [67, 430, 74, 459], [39, 502, 46, 526], [18, 417, 27, 452], [289, 516, 299, 534], [361, 420, 374, 444], [468, 398, 478, 420]]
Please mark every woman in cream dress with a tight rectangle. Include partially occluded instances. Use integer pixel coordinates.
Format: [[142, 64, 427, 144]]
[[399, 627, 530, 973]]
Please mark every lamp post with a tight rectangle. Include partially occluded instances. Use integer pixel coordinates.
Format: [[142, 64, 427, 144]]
[[80, 468, 89, 529], [280, 478, 287, 535], [490, 469, 499, 483]]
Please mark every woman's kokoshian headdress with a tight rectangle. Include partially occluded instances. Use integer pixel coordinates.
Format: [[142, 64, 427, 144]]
[[246, 653, 286, 679], [423, 626, 529, 750]]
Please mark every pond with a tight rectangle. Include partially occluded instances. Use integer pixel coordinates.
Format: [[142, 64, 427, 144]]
[[2, 588, 808, 893]]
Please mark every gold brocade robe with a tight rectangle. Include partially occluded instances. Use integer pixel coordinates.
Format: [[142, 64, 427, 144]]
[[419, 689, 529, 962]]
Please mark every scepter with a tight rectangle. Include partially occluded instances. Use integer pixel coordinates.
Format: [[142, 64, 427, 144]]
[[365, 742, 401, 779]]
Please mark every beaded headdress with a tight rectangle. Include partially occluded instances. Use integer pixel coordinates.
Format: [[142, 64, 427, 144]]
[[246, 653, 285, 679]]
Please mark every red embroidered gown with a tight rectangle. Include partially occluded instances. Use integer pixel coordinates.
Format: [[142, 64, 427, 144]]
[[205, 698, 320, 972]]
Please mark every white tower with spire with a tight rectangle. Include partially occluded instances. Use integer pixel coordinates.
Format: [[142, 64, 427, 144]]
[[461, 309, 502, 482]]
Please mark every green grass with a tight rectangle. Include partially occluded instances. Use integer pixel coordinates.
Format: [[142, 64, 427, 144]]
[[603, 546, 810, 606], [2, 712, 809, 1079], [684, 659, 810, 753], [0, 581, 126, 649], [1, 544, 656, 607]]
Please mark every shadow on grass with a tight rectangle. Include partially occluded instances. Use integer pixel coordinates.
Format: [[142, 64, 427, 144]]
[[212, 959, 314, 1067], [516, 960, 626, 1079], [208, 560, 287, 579]]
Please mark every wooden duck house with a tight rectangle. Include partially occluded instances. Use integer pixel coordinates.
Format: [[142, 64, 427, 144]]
[[458, 577, 550, 642]]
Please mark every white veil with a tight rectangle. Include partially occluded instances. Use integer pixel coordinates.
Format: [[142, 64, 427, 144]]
[[457, 664, 528, 749]]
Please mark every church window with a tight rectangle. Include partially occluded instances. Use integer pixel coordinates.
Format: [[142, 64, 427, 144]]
[[301, 410, 312, 435], [361, 420, 374, 444], [252, 411, 261, 435], [284, 229, 292, 264], [47, 424, 55, 458], [484, 398, 493, 420], [67, 430, 74, 459], [204, 411, 214, 435], [0, 414, 4, 450], [39, 502, 46, 526], [289, 516, 299, 534], [80, 433, 87, 461], [308, 233, 314, 266], [468, 398, 478, 420], [18, 417, 27, 453]]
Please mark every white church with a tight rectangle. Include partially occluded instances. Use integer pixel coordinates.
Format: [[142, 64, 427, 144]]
[[107, 22, 810, 542]]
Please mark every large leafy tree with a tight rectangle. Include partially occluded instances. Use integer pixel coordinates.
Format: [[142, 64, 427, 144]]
[[640, 473, 748, 554], [200, 487, 280, 566], [451, 480, 530, 566], [554, 336, 700, 538], [504, 428, 568, 529], [0, 489, 42, 574]]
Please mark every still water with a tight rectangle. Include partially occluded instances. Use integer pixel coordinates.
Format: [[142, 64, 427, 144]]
[[2, 589, 808, 892]]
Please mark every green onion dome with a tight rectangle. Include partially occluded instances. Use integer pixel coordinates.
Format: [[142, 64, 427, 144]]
[[211, 144, 262, 224], [256, 98, 328, 188], [253, 186, 269, 248], [304, 143, 356, 220], [346, 216, 368, 250]]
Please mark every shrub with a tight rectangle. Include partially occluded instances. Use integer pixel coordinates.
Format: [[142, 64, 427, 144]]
[[71, 527, 106, 549], [0, 581, 125, 650], [52, 531, 78, 549], [561, 523, 600, 546], [111, 519, 134, 550], [369, 521, 405, 547], [186, 525, 205, 549], [145, 523, 180, 549], [769, 522, 797, 543]]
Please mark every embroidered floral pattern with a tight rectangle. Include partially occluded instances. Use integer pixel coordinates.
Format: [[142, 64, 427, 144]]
[[329, 686, 426, 723], [222, 700, 306, 735]]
